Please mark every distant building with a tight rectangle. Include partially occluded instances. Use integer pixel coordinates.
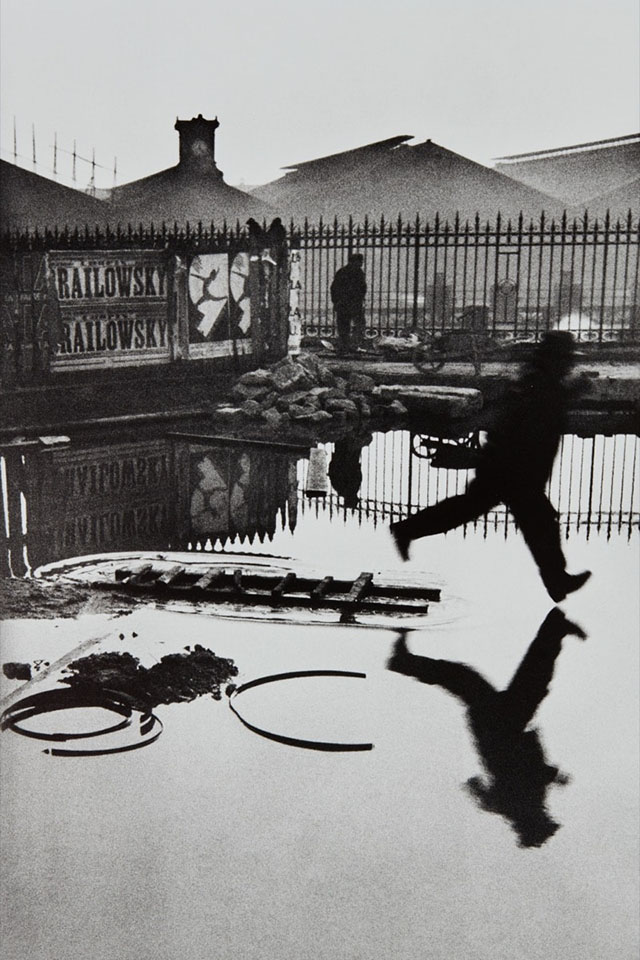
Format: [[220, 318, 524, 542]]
[[566, 177, 640, 221], [0, 159, 106, 231], [1, 114, 270, 233], [251, 136, 557, 223], [109, 114, 271, 227], [494, 134, 640, 211]]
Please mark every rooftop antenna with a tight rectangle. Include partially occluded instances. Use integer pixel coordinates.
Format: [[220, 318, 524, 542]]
[[12, 117, 17, 164], [72, 139, 77, 183], [113, 155, 117, 187], [53, 131, 58, 178], [87, 146, 96, 195], [31, 123, 36, 169]]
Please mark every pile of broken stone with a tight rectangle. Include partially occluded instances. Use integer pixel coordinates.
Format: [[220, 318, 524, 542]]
[[221, 353, 408, 429]]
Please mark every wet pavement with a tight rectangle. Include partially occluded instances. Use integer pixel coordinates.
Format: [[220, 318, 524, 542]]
[[1, 427, 638, 960]]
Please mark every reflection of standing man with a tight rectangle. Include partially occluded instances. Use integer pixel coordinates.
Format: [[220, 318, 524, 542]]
[[328, 432, 372, 508], [330, 254, 367, 354]]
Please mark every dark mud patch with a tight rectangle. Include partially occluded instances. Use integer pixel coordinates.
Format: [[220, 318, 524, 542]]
[[2, 662, 32, 680], [0, 577, 138, 621], [61, 645, 238, 708]]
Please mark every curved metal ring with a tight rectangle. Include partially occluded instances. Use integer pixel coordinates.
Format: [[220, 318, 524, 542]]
[[1, 688, 134, 741], [1, 688, 163, 756], [228, 670, 373, 752]]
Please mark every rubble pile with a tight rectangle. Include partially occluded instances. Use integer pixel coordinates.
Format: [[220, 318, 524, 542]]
[[225, 353, 408, 429]]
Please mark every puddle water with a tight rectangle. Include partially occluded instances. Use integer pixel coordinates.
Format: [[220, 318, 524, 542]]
[[1, 428, 637, 577], [1, 425, 638, 960]]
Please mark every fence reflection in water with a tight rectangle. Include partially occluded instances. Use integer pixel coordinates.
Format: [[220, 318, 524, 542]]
[[1, 431, 638, 578], [301, 431, 640, 541]]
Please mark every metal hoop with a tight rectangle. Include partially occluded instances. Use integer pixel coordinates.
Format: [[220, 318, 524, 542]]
[[228, 670, 373, 752]]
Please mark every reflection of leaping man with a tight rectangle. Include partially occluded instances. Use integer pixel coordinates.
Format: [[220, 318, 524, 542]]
[[388, 609, 587, 848]]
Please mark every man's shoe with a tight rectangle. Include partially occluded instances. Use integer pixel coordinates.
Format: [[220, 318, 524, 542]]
[[564, 570, 592, 597], [548, 570, 592, 603]]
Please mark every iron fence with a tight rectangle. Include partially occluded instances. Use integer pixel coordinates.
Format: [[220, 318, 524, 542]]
[[2, 212, 639, 386], [292, 211, 640, 343]]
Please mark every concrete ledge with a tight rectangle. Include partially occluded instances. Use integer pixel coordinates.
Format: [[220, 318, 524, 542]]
[[328, 360, 640, 408], [373, 384, 483, 418]]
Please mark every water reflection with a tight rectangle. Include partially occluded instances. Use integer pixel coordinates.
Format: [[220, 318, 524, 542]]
[[302, 429, 640, 541], [328, 431, 371, 507], [0, 438, 300, 576], [387, 609, 586, 848], [0, 426, 638, 577]]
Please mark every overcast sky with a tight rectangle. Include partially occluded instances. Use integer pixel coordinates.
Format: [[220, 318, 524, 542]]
[[1, 0, 638, 190]]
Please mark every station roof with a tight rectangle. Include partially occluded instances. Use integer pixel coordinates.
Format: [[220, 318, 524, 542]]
[[0, 160, 107, 231], [252, 136, 558, 223], [108, 163, 270, 228], [494, 134, 640, 207]]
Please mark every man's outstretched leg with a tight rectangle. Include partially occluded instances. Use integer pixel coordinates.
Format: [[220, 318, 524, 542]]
[[391, 479, 498, 561], [501, 608, 586, 730], [387, 631, 495, 705], [509, 490, 591, 602]]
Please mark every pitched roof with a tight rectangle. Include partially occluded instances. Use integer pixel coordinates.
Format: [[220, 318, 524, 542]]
[[494, 135, 640, 206], [0, 160, 107, 231], [253, 137, 558, 222], [109, 162, 271, 227], [567, 176, 640, 219], [282, 136, 413, 171]]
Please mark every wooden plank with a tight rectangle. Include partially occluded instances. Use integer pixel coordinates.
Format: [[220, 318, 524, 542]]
[[167, 569, 440, 602], [233, 569, 244, 592], [349, 596, 429, 613], [310, 576, 334, 601], [193, 569, 225, 591], [157, 564, 184, 586], [271, 573, 297, 599], [167, 432, 310, 454], [97, 580, 430, 615], [347, 572, 374, 604], [119, 563, 154, 585]]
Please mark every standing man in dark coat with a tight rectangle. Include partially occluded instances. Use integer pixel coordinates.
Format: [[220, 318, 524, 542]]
[[330, 254, 367, 353]]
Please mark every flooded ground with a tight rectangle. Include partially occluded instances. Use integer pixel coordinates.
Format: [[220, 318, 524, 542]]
[[1, 426, 639, 960]]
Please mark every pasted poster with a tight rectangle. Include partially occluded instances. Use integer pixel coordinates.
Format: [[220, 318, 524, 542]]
[[187, 252, 252, 359], [49, 251, 171, 370]]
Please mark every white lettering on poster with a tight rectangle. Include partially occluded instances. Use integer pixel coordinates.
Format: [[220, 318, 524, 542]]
[[288, 249, 302, 356]]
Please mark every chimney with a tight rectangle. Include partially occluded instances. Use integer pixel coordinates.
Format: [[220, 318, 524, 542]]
[[174, 114, 222, 176]]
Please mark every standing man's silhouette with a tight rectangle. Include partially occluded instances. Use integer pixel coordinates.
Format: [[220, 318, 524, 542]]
[[330, 254, 367, 353], [387, 609, 587, 847], [391, 331, 591, 602], [328, 431, 372, 508]]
